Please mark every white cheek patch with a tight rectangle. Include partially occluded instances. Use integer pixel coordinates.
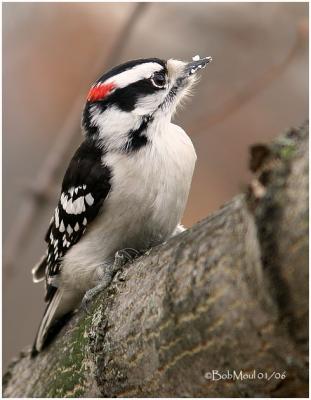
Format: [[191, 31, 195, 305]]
[[91, 105, 139, 136], [91, 105, 142, 149], [105, 62, 164, 88]]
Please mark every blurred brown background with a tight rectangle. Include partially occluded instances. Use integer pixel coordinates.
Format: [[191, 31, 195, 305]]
[[3, 2, 308, 368]]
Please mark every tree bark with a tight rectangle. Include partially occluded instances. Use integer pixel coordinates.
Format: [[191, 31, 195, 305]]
[[3, 122, 308, 398]]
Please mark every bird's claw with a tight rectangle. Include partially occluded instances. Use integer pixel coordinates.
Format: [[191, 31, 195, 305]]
[[113, 248, 141, 270], [81, 288, 97, 314], [81, 248, 142, 314]]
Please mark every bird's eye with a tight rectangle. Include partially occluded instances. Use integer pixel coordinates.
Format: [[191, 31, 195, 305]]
[[151, 71, 166, 88]]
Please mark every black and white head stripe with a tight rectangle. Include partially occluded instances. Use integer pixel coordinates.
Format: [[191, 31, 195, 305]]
[[96, 58, 166, 88], [85, 59, 167, 109], [44, 139, 111, 300]]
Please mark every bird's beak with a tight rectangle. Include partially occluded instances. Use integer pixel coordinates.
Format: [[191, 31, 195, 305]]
[[162, 56, 213, 114], [184, 56, 212, 77], [167, 56, 212, 88]]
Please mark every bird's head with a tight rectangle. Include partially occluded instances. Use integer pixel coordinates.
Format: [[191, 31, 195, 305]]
[[82, 56, 212, 151]]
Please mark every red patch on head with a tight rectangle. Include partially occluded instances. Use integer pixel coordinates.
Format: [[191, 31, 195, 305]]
[[87, 82, 116, 102]]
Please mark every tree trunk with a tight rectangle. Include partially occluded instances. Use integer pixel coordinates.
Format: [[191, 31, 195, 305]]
[[3, 122, 308, 398]]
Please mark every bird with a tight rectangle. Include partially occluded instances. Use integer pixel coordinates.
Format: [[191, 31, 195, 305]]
[[31, 55, 212, 354]]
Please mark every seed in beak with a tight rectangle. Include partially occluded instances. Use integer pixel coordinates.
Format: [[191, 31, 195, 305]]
[[192, 55, 200, 61]]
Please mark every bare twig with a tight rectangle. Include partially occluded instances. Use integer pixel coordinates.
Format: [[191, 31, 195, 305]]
[[4, 3, 149, 274]]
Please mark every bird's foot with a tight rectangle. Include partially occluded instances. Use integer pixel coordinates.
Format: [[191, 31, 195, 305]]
[[113, 248, 142, 272], [81, 248, 142, 313], [81, 280, 111, 314]]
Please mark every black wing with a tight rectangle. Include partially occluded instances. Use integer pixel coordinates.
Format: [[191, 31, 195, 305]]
[[44, 139, 111, 301]]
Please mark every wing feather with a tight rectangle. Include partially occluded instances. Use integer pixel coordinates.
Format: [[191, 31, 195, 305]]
[[41, 139, 112, 301]]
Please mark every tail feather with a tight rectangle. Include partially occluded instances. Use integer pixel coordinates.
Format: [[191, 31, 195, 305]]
[[32, 289, 64, 355], [31, 288, 80, 356], [32, 255, 47, 283]]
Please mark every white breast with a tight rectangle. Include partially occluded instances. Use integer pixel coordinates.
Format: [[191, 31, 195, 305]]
[[61, 122, 196, 292]]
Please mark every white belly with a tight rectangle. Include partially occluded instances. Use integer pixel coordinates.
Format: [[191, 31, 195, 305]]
[[61, 123, 196, 292]]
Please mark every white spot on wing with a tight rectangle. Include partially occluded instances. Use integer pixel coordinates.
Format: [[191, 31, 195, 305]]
[[67, 224, 73, 235], [61, 193, 68, 211], [59, 221, 65, 232], [66, 198, 73, 214], [54, 208, 59, 228], [85, 193, 94, 206], [73, 197, 84, 214], [74, 222, 79, 231]]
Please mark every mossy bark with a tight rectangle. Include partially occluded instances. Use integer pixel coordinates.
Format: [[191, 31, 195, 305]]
[[3, 122, 308, 397]]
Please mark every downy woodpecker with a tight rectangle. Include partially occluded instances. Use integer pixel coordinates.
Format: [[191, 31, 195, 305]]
[[31, 55, 212, 353]]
